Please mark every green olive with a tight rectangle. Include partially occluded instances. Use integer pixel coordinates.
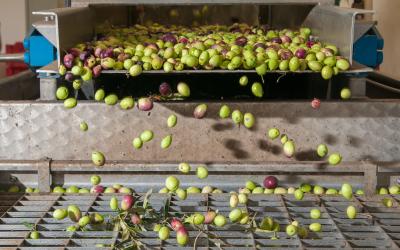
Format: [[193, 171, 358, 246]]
[[91, 151, 105, 166], [64, 97, 77, 109], [251, 82, 263, 98], [161, 135, 172, 149], [104, 94, 118, 105], [167, 114, 177, 128], [243, 112, 255, 128], [73, 80, 82, 90], [140, 130, 154, 142], [132, 138, 143, 149], [321, 66, 333, 80], [239, 76, 248, 86], [56, 86, 69, 100], [129, 64, 142, 77], [120, 96, 135, 110], [95, 89, 105, 101], [231, 110, 244, 124], [80, 121, 88, 132], [219, 105, 231, 118], [289, 57, 300, 71]]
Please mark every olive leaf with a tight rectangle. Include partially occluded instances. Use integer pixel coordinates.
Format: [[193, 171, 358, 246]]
[[142, 189, 152, 209], [22, 222, 35, 230]]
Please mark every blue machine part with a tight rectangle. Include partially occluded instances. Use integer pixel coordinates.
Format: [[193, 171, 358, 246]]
[[23, 29, 57, 68], [353, 26, 384, 68]]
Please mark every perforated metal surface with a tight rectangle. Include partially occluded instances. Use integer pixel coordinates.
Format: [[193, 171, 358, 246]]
[[1, 193, 400, 249]]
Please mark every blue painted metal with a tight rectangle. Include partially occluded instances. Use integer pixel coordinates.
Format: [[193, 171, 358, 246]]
[[353, 27, 384, 68], [23, 30, 57, 69]]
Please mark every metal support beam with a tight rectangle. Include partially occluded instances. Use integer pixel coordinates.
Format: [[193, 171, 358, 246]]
[[39, 77, 57, 100]]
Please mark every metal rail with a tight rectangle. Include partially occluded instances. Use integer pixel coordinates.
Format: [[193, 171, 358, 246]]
[[0, 159, 399, 195], [0, 192, 400, 249], [0, 53, 24, 62], [70, 0, 335, 7]]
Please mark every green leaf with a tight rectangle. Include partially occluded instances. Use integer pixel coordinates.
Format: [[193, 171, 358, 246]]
[[143, 189, 152, 209], [22, 222, 34, 230]]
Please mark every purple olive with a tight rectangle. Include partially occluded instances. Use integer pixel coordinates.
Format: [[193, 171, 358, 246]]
[[79, 51, 89, 61], [280, 35, 292, 44], [162, 34, 177, 44], [306, 41, 316, 48], [68, 48, 80, 57], [117, 53, 129, 62], [94, 47, 102, 58], [271, 37, 282, 44], [92, 65, 102, 78], [65, 73, 74, 82], [159, 82, 172, 96], [295, 48, 307, 59], [178, 37, 189, 44], [263, 176, 278, 189], [63, 54, 74, 69], [137, 97, 153, 111], [267, 44, 280, 52], [254, 43, 266, 49], [235, 36, 248, 46], [278, 49, 293, 60]]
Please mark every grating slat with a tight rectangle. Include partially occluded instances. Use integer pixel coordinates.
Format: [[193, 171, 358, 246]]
[[1, 193, 400, 249]]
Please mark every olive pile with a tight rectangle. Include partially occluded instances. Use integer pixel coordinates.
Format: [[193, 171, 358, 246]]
[[58, 23, 350, 86]]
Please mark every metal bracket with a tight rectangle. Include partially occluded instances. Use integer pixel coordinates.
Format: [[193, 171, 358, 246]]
[[37, 158, 52, 192], [364, 162, 378, 196]]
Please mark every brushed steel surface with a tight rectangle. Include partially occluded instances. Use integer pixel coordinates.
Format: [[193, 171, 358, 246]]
[[303, 5, 374, 64], [33, 7, 94, 67], [0, 101, 399, 163]]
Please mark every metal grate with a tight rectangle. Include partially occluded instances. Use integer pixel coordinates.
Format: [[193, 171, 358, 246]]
[[0, 193, 400, 249]]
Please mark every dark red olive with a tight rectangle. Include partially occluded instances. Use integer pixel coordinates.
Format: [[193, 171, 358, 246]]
[[65, 72, 74, 82], [295, 48, 307, 59], [278, 49, 293, 60], [94, 47, 103, 58], [63, 54, 74, 69], [280, 35, 292, 44], [271, 37, 282, 44], [162, 34, 177, 44], [159, 82, 172, 96], [68, 48, 80, 57], [306, 41, 316, 48], [178, 37, 189, 44], [93, 65, 102, 78], [79, 51, 89, 61], [235, 36, 247, 46], [254, 43, 266, 49]]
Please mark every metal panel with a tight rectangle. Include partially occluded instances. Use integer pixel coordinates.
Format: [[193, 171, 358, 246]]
[[303, 5, 374, 64], [0, 101, 399, 162], [0, 71, 39, 100], [32, 7, 94, 67], [36, 60, 372, 75], [71, 0, 335, 7]]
